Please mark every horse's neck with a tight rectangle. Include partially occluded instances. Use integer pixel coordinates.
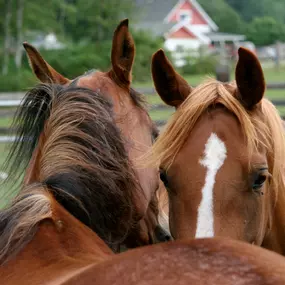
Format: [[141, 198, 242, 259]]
[[0, 200, 113, 285], [263, 198, 285, 255]]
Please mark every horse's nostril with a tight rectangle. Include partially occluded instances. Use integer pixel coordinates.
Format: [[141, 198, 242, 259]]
[[165, 234, 173, 241], [154, 225, 173, 242]]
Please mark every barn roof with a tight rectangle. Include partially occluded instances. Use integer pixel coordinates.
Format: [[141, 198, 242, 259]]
[[135, 0, 178, 23], [135, 0, 218, 37]]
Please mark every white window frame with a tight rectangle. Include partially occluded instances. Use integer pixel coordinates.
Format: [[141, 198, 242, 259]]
[[178, 10, 192, 23]]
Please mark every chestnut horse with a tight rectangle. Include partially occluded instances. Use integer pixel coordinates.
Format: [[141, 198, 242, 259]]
[[55, 237, 285, 285], [4, 19, 170, 247], [0, 83, 138, 280], [150, 47, 285, 254]]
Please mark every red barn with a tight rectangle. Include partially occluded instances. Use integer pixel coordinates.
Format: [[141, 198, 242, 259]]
[[135, 0, 246, 66]]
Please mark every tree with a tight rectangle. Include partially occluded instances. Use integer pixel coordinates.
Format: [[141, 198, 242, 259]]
[[15, 0, 24, 69], [2, 0, 12, 75], [198, 0, 245, 34], [226, 0, 285, 25], [247, 17, 285, 46], [225, 0, 266, 22], [64, 0, 135, 42]]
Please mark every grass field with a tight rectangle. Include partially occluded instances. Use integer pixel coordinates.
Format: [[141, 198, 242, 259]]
[[134, 65, 285, 88], [0, 143, 8, 166], [0, 117, 12, 128], [0, 143, 11, 205]]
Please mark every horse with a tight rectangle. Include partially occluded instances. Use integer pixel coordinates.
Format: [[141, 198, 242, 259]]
[[149, 47, 285, 254], [58, 237, 285, 285], [3, 213, 285, 285], [0, 82, 140, 279], [4, 19, 170, 247]]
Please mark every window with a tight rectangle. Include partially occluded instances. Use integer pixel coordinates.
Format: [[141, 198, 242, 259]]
[[176, 45, 184, 52], [178, 10, 192, 23]]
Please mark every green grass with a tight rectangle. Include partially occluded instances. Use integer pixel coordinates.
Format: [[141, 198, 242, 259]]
[[266, 89, 285, 100], [276, 106, 285, 116], [0, 143, 21, 208], [134, 73, 210, 88], [149, 108, 174, 121], [263, 66, 285, 83], [0, 143, 10, 206], [134, 65, 285, 89], [146, 94, 165, 105], [0, 143, 9, 166], [0, 117, 12, 128]]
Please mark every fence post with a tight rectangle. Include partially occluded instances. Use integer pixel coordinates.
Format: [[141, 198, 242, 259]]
[[215, 41, 230, 82], [275, 41, 281, 71]]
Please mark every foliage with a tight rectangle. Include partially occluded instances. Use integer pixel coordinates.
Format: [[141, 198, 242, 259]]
[[179, 52, 218, 76], [198, 0, 245, 34], [64, 0, 135, 42], [39, 30, 165, 83], [0, 69, 37, 92], [226, 0, 285, 24], [39, 42, 112, 79], [131, 30, 167, 82], [198, 0, 285, 46], [247, 17, 285, 46], [0, 28, 165, 91], [225, 0, 265, 22]]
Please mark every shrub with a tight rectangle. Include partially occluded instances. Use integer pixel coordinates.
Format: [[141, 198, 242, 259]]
[[0, 31, 167, 91], [247, 17, 285, 46], [0, 70, 37, 92], [180, 53, 218, 75], [131, 30, 169, 83], [40, 42, 112, 79]]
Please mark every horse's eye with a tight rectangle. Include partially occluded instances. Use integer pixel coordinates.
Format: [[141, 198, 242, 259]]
[[160, 170, 169, 188], [252, 173, 267, 193]]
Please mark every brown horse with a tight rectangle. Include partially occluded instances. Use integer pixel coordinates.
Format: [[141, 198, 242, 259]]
[[2, 84, 142, 249], [150, 47, 285, 254], [4, 19, 170, 247], [58, 237, 285, 285], [3, 206, 285, 285], [0, 83, 138, 281]]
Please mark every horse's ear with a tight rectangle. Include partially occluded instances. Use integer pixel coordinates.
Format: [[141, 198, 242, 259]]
[[152, 49, 192, 108], [111, 19, 135, 87], [235, 47, 265, 110], [23, 42, 70, 84]]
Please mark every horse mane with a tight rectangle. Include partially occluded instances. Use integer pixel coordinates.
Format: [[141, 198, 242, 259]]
[[150, 79, 285, 202], [0, 184, 52, 263], [0, 84, 139, 262], [130, 87, 148, 110], [3, 84, 53, 186]]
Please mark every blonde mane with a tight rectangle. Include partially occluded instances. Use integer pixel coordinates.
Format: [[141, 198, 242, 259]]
[[150, 79, 285, 202]]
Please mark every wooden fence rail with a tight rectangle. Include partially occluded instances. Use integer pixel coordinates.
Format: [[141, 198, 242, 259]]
[[1, 82, 285, 140]]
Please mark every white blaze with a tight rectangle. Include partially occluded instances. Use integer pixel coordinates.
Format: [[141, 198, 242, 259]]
[[195, 133, 227, 238]]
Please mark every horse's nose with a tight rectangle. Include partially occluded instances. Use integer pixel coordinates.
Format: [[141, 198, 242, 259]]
[[154, 225, 173, 242]]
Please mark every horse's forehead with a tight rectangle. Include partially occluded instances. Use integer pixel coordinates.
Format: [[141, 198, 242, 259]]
[[74, 71, 125, 98], [70, 69, 99, 87], [190, 107, 242, 144]]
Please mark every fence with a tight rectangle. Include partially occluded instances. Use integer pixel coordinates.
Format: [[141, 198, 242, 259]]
[[1, 82, 285, 139]]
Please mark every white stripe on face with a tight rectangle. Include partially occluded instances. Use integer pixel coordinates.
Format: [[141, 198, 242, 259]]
[[195, 133, 227, 238]]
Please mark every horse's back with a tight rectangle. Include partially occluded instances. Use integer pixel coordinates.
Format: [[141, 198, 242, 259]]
[[62, 238, 285, 285]]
